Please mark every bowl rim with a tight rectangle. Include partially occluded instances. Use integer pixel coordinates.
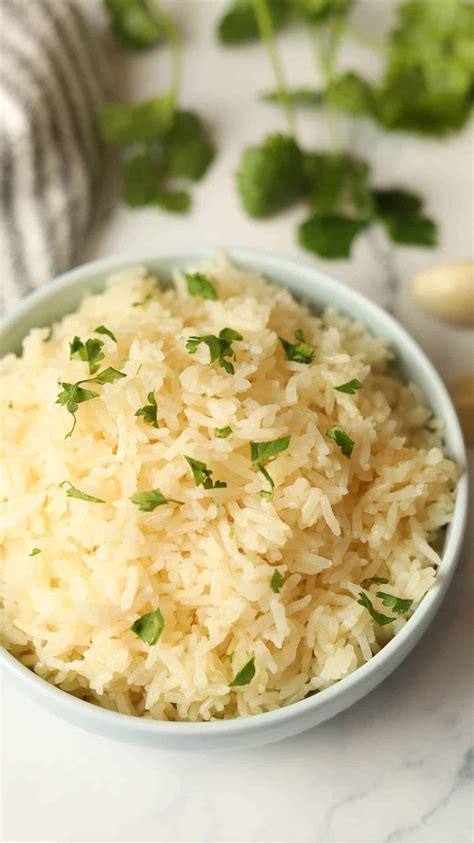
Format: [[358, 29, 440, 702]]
[[0, 245, 469, 738]]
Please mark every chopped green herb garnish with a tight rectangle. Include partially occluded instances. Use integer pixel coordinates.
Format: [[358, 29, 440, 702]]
[[335, 379, 363, 394], [135, 391, 159, 428], [7, 401, 13, 409], [56, 383, 99, 437], [185, 272, 217, 300], [326, 425, 354, 457], [279, 329, 315, 364], [29, 548, 41, 556], [69, 336, 105, 375], [94, 325, 117, 343], [56, 368, 126, 437], [357, 591, 396, 626], [360, 576, 389, 589], [270, 569, 284, 593], [229, 655, 256, 687], [130, 488, 184, 511], [132, 294, 153, 307], [59, 481, 105, 504], [250, 435, 291, 493], [186, 328, 243, 374], [131, 608, 164, 645], [376, 592, 414, 615], [259, 489, 274, 501], [215, 426, 233, 439], [184, 456, 227, 490]]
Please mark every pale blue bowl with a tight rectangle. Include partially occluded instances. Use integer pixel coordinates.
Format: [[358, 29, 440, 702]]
[[0, 247, 468, 750]]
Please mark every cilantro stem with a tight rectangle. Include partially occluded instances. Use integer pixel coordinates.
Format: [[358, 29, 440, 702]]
[[146, 0, 182, 111], [310, 21, 342, 153], [251, 0, 296, 137]]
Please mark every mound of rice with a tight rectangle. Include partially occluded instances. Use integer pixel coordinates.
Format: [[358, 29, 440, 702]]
[[0, 255, 460, 721]]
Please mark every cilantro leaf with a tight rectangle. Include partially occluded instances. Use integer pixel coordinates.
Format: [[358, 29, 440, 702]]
[[30, 548, 41, 556], [357, 591, 396, 626], [185, 328, 243, 374], [105, 0, 164, 50], [375, 0, 474, 137], [135, 391, 159, 428], [376, 591, 414, 615], [162, 110, 214, 181], [59, 481, 105, 503], [215, 426, 233, 438], [295, 0, 354, 24], [154, 189, 191, 213], [373, 188, 437, 246], [250, 436, 291, 492], [304, 154, 374, 219], [217, 0, 290, 44], [56, 382, 99, 437], [279, 329, 315, 364], [56, 369, 125, 437], [89, 367, 127, 385], [270, 569, 284, 593], [130, 488, 183, 511], [184, 456, 227, 490], [186, 272, 217, 300], [123, 153, 160, 207], [236, 134, 306, 218], [261, 87, 324, 107], [229, 655, 256, 687], [250, 436, 291, 466], [100, 96, 173, 146], [326, 72, 376, 117], [94, 325, 117, 343], [326, 424, 354, 457], [131, 608, 164, 645], [122, 154, 191, 213], [335, 379, 363, 394], [69, 336, 105, 375], [373, 189, 422, 217], [299, 215, 369, 259], [360, 576, 389, 589]]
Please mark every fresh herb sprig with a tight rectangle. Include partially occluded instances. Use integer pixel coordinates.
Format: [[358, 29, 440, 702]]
[[130, 488, 183, 511], [186, 328, 243, 374], [185, 272, 217, 300], [225, 0, 458, 259], [101, 1, 214, 212], [250, 435, 291, 497], [59, 481, 105, 503], [185, 456, 227, 490], [279, 329, 315, 364], [56, 367, 126, 437], [135, 391, 159, 428], [326, 424, 354, 457]]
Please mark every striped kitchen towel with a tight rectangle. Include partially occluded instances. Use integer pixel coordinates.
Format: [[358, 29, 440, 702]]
[[0, 0, 110, 312]]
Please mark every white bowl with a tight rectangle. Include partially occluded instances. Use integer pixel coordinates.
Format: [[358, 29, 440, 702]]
[[0, 247, 468, 750]]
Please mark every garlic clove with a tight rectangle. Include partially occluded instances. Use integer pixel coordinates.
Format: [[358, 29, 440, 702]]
[[447, 372, 474, 446], [411, 261, 474, 326]]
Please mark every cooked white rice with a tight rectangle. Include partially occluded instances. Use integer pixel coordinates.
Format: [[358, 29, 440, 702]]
[[0, 254, 460, 721]]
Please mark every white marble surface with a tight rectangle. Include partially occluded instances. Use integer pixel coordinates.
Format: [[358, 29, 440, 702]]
[[2, 2, 473, 841]]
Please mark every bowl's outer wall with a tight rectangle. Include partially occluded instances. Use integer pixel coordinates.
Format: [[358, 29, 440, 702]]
[[0, 247, 468, 750]]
